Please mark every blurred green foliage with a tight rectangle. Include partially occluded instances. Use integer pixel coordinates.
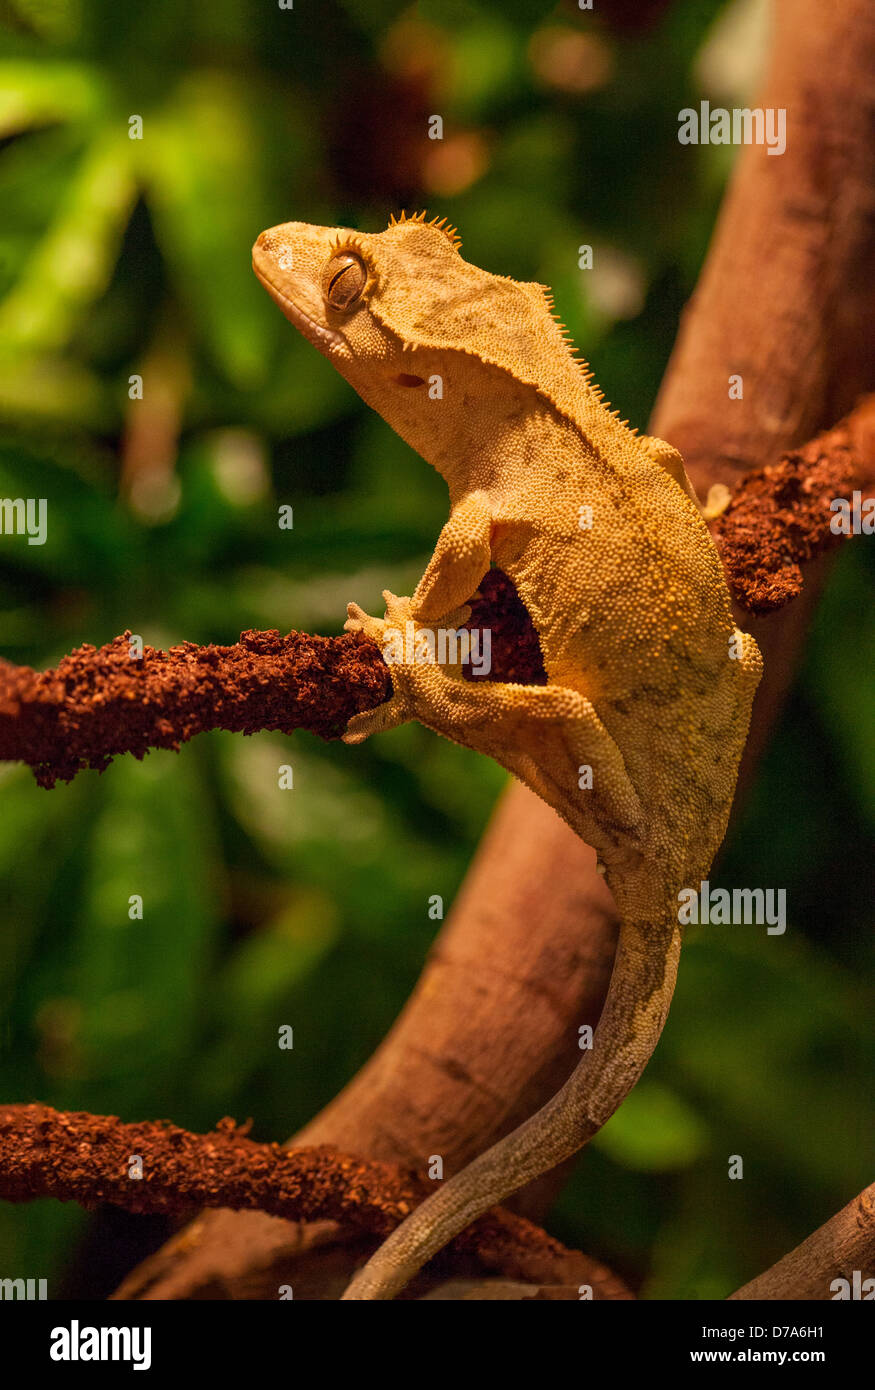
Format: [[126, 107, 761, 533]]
[[0, 0, 871, 1298]]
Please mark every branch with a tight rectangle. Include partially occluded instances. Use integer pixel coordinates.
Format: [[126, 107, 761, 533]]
[[0, 568, 546, 788], [1, 402, 872, 789], [0, 629, 391, 789], [652, 0, 875, 488], [713, 397, 875, 614], [729, 1184, 875, 1301], [0, 1104, 630, 1299]]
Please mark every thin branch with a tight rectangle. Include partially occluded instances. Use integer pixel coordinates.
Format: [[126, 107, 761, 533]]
[[0, 1103, 631, 1299], [0, 629, 390, 789], [729, 1184, 875, 1300], [0, 400, 871, 788], [712, 397, 875, 613], [0, 567, 546, 788]]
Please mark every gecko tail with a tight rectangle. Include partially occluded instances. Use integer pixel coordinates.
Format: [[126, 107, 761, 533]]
[[340, 913, 683, 1300]]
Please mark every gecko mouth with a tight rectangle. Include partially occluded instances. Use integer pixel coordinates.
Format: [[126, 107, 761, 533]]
[[252, 259, 346, 354]]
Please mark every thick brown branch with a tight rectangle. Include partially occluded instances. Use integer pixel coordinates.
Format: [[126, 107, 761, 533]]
[[729, 1184, 875, 1301], [0, 1104, 630, 1299]]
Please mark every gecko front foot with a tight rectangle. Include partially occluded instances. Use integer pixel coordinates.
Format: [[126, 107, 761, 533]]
[[344, 598, 391, 646], [343, 591, 416, 744], [343, 589, 473, 745]]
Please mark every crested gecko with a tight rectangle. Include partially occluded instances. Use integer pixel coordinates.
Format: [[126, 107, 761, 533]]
[[252, 212, 762, 1300]]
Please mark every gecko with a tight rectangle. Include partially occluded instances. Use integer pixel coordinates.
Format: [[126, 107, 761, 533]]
[[252, 211, 763, 1300]]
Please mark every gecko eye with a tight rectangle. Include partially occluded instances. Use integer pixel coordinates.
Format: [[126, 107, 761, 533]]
[[321, 252, 368, 311]]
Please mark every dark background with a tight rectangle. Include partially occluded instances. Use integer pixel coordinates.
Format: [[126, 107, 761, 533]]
[[0, 0, 871, 1298]]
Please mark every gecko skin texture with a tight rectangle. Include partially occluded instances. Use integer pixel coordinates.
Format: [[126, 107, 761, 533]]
[[253, 212, 763, 1300]]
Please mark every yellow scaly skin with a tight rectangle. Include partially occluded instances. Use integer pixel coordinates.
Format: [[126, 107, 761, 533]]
[[253, 213, 762, 1300]]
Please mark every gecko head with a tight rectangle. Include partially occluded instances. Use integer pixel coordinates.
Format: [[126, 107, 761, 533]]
[[252, 212, 561, 473], [252, 211, 465, 383]]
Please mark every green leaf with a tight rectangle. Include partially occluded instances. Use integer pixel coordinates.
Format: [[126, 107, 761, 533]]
[[594, 1079, 710, 1171], [0, 438, 131, 593], [805, 546, 875, 828], [0, 129, 136, 356], [0, 766, 92, 1023], [0, 1202, 85, 1296], [142, 73, 275, 388], [664, 932, 873, 1198], [196, 888, 339, 1102], [0, 354, 111, 430], [60, 750, 222, 1116], [0, 60, 105, 138], [254, 332, 352, 435]]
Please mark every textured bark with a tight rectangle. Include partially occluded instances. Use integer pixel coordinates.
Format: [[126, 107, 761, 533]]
[[0, 630, 391, 788], [730, 1184, 875, 1301], [2, 403, 871, 788], [0, 1104, 630, 1300], [653, 0, 875, 491], [116, 0, 875, 1299], [0, 569, 547, 787], [712, 399, 875, 613]]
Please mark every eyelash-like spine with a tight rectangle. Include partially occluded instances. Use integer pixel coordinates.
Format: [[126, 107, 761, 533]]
[[328, 232, 380, 302]]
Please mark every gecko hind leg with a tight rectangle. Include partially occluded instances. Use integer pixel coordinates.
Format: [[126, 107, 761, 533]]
[[415, 677, 645, 859], [344, 593, 643, 860]]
